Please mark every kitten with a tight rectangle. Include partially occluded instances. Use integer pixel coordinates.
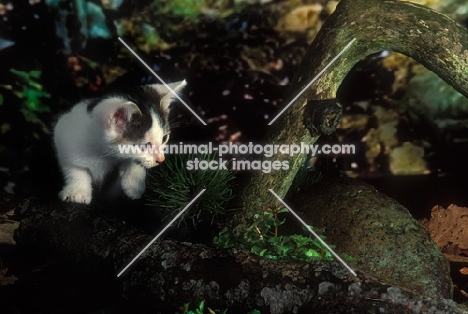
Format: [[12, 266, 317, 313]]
[[53, 80, 186, 204]]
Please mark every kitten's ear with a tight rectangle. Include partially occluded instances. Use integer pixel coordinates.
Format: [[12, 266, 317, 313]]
[[108, 101, 142, 134], [152, 80, 187, 113]]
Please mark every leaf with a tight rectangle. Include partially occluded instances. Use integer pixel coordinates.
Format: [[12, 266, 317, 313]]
[[207, 307, 217, 314], [343, 253, 357, 262], [250, 245, 261, 254], [304, 248, 321, 258], [198, 300, 205, 312], [9, 68, 51, 113], [421, 205, 468, 254], [29, 70, 41, 79], [10, 68, 30, 81], [278, 245, 291, 255], [23, 87, 51, 112]]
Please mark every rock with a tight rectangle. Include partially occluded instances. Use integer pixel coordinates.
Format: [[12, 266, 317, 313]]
[[293, 177, 452, 299]]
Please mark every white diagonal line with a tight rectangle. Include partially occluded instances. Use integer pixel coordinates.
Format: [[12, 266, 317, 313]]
[[118, 37, 207, 125], [117, 189, 206, 277], [268, 38, 356, 125], [268, 189, 357, 276]]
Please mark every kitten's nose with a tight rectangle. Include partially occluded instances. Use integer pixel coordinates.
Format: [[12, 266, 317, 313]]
[[155, 153, 165, 164]]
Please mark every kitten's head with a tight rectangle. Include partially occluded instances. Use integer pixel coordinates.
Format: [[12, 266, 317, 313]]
[[90, 80, 186, 168]]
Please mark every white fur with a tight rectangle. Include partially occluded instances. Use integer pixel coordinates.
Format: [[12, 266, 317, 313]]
[[152, 80, 187, 113], [54, 81, 186, 204], [120, 161, 147, 199], [54, 99, 124, 204]]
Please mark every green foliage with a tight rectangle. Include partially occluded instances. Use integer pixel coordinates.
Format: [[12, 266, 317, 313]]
[[146, 153, 235, 227], [141, 24, 163, 48], [182, 300, 211, 314], [213, 206, 336, 262], [3, 69, 51, 133], [86, 2, 111, 39], [157, 0, 204, 17], [10, 69, 51, 113], [176, 300, 261, 314], [46, 0, 110, 39]]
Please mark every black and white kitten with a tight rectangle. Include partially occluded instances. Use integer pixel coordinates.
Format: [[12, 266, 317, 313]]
[[54, 80, 186, 204]]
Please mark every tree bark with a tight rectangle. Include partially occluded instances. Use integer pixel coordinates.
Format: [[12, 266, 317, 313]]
[[236, 0, 468, 222], [13, 198, 468, 313]]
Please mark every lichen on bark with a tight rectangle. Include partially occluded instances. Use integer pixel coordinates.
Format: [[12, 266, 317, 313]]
[[236, 0, 468, 225]]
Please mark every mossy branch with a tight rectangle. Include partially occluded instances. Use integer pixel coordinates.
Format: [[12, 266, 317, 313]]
[[237, 0, 468, 221]]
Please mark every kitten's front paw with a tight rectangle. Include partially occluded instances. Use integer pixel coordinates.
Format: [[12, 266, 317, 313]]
[[121, 164, 146, 200], [59, 185, 92, 204], [121, 177, 146, 199]]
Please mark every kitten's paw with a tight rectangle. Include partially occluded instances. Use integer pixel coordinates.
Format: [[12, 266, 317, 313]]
[[121, 164, 146, 200], [59, 185, 92, 204], [121, 177, 146, 199]]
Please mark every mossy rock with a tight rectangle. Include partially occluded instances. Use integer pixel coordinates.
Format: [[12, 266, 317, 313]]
[[294, 177, 452, 299]]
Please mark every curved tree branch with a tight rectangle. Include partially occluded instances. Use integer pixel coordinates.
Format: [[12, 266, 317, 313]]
[[237, 0, 468, 219], [13, 197, 466, 313]]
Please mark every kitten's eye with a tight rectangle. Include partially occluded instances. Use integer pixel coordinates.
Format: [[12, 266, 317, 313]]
[[162, 134, 169, 143]]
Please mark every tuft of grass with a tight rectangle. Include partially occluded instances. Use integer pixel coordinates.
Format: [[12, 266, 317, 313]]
[[146, 153, 235, 227]]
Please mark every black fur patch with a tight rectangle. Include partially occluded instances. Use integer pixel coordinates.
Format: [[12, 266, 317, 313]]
[[87, 86, 170, 142]]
